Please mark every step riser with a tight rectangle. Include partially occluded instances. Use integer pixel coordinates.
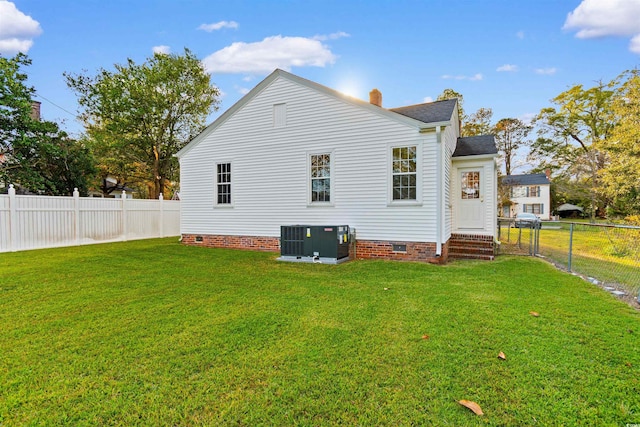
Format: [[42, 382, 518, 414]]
[[448, 234, 495, 260]]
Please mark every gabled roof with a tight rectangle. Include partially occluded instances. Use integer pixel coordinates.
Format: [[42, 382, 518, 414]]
[[176, 69, 457, 159], [390, 99, 458, 124], [501, 173, 550, 186], [452, 135, 498, 157]]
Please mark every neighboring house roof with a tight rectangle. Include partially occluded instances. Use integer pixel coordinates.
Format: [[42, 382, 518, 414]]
[[390, 99, 458, 124], [501, 173, 550, 186], [452, 135, 498, 157], [177, 69, 457, 159], [557, 203, 583, 212]]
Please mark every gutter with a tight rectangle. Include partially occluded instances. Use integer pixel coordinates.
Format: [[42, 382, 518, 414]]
[[435, 125, 443, 256]]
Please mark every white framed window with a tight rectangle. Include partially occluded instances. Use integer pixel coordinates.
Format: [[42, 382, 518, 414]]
[[527, 186, 541, 197], [309, 153, 332, 205], [273, 103, 286, 128], [215, 162, 232, 206], [461, 171, 480, 199], [524, 203, 543, 214], [389, 144, 421, 204]]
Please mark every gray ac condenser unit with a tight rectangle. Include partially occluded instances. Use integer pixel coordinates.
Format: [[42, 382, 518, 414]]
[[279, 225, 350, 264]]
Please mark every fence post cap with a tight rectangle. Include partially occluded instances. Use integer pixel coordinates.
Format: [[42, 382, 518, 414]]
[[159, 193, 163, 201]]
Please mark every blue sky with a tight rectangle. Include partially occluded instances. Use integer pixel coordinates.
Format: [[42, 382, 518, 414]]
[[2, 0, 640, 139]]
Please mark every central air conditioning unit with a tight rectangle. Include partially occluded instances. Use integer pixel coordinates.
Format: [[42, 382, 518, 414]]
[[279, 225, 351, 264]]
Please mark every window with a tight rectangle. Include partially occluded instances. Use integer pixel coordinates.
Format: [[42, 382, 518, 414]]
[[216, 162, 231, 205], [392, 146, 417, 200], [527, 186, 540, 197], [273, 103, 286, 128], [310, 154, 330, 203], [524, 204, 543, 214], [461, 171, 480, 199]]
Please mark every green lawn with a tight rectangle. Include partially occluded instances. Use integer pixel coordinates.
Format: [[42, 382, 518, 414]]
[[1, 238, 639, 426], [498, 223, 640, 293]]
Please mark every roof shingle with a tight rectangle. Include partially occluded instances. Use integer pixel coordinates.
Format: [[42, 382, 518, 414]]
[[389, 99, 457, 124], [453, 135, 498, 157], [501, 173, 550, 186]]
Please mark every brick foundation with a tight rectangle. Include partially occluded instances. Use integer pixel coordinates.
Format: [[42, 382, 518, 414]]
[[182, 233, 474, 264], [355, 239, 449, 264], [448, 233, 495, 261], [182, 233, 280, 252]]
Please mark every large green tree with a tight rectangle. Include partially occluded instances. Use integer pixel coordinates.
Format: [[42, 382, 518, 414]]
[[494, 118, 531, 176], [1, 53, 95, 195], [600, 70, 640, 216], [65, 49, 220, 199], [530, 82, 615, 219], [436, 89, 494, 137]]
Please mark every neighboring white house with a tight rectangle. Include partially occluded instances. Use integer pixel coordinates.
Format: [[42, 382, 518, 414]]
[[176, 69, 498, 262], [501, 173, 551, 220]]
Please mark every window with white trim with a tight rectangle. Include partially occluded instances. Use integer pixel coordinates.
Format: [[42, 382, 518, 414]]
[[461, 171, 480, 199], [310, 153, 331, 203], [392, 146, 417, 200], [524, 203, 543, 214], [527, 186, 541, 197], [273, 103, 286, 128], [216, 162, 231, 205]]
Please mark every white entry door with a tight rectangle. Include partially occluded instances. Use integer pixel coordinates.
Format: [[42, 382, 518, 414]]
[[458, 169, 484, 229]]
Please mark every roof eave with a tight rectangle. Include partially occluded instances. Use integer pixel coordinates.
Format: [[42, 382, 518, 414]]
[[452, 153, 499, 161]]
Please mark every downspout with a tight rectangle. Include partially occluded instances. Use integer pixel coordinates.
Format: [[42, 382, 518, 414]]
[[435, 126, 443, 256]]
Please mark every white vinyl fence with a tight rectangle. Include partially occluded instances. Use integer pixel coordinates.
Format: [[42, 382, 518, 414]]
[[0, 185, 180, 253]]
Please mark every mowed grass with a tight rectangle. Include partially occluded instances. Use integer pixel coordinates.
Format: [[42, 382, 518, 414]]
[[1, 238, 639, 426], [499, 224, 640, 292]]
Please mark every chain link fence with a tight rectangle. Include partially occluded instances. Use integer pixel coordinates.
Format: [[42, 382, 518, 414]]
[[498, 219, 640, 299]]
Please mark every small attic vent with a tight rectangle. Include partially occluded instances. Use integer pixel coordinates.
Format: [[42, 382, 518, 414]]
[[273, 103, 286, 128]]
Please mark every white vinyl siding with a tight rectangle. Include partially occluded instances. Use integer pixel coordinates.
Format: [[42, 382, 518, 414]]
[[179, 76, 443, 242], [508, 183, 551, 220]]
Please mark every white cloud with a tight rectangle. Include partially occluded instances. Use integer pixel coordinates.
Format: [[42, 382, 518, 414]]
[[519, 113, 536, 125], [0, 1, 42, 54], [202, 35, 337, 74], [497, 64, 518, 72], [152, 45, 171, 55], [535, 67, 557, 75], [242, 75, 254, 82], [423, 96, 434, 103], [313, 31, 350, 41], [516, 30, 525, 39], [441, 73, 483, 81], [198, 20, 238, 32], [630, 34, 640, 53], [564, 0, 640, 54], [238, 87, 250, 95]]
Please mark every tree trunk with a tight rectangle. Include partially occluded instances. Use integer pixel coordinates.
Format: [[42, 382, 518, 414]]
[[152, 144, 161, 199]]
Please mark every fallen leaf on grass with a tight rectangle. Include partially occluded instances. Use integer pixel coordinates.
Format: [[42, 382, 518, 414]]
[[384, 287, 389, 291], [422, 334, 430, 340], [529, 311, 540, 317], [458, 400, 484, 415], [498, 351, 506, 360]]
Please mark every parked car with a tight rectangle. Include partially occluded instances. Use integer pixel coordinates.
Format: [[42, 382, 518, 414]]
[[514, 213, 541, 229]]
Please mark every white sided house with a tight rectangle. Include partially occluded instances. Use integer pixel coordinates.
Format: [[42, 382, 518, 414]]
[[501, 173, 551, 221], [177, 70, 498, 262]]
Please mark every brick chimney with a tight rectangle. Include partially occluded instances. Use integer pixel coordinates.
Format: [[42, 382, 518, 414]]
[[30, 101, 41, 121], [369, 89, 382, 107], [545, 168, 551, 180]]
